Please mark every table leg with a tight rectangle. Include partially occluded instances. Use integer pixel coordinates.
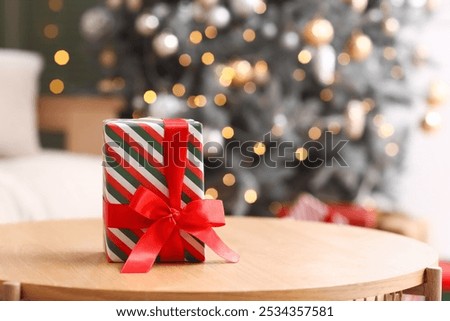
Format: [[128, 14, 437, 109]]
[[2, 281, 21, 301], [425, 267, 442, 301]]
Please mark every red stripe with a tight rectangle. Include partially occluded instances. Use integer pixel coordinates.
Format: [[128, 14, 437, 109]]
[[106, 228, 133, 257], [108, 123, 164, 170], [181, 234, 205, 262], [182, 183, 201, 202], [106, 145, 169, 203], [188, 132, 202, 154], [137, 122, 164, 144], [132, 228, 145, 239], [105, 171, 133, 202], [186, 158, 203, 181]]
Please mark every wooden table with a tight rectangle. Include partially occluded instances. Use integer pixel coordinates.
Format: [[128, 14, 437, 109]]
[[0, 217, 441, 301]]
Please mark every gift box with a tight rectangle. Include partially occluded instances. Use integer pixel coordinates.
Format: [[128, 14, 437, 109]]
[[102, 118, 238, 273], [279, 193, 377, 228]]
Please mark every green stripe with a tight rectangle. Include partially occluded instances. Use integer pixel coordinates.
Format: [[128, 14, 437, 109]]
[[106, 182, 128, 204], [106, 126, 167, 187], [106, 235, 128, 262], [128, 123, 163, 155], [184, 249, 202, 263], [188, 142, 202, 160], [106, 157, 141, 189], [185, 168, 203, 190], [120, 229, 140, 244], [181, 192, 191, 204]]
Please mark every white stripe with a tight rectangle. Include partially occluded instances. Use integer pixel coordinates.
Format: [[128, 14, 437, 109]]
[[188, 151, 204, 174], [109, 228, 136, 249], [140, 121, 165, 137], [180, 230, 204, 256], [183, 176, 204, 199], [104, 165, 137, 195], [103, 171, 121, 204], [104, 135, 169, 197], [189, 123, 203, 144], [114, 122, 164, 164]]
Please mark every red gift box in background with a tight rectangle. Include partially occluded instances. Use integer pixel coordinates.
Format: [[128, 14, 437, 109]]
[[278, 193, 377, 228]]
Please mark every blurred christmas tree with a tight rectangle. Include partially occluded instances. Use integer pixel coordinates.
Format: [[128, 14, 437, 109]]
[[81, 0, 446, 216]]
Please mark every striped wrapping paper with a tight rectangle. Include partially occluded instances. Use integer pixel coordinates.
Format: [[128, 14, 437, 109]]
[[102, 118, 205, 263]]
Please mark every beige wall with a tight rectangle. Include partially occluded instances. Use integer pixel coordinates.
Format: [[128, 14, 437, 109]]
[[400, 2, 450, 258]]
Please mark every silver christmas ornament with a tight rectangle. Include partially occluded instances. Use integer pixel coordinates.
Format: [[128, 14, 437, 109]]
[[230, 0, 262, 17], [345, 100, 366, 140], [313, 45, 336, 85], [148, 94, 184, 118], [80, 7, 115, 42], [207, 6, 231, 28], [203, 126, 225, 156], [135, 13, 159, 36], [281, 31, 300, 50], [153, 3, 171, 19], [262, 23, 278, 39], [152, 32, 179, 57]]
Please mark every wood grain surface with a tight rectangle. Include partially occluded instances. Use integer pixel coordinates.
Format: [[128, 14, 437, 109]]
[[0, 217, 438, 300]]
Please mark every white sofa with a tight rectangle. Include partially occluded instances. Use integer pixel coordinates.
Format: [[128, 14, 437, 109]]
[[0, 49, 102, 223]]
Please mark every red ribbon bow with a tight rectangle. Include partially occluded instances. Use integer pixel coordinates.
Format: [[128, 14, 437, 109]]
[[104, 119, 239, 273]]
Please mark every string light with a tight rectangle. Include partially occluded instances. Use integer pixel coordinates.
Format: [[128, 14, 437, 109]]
[[54, 49, 70, 65], [219, 66, 235, 87], [244, 81, 256, 94], [205, 26, 218, 39], [385, 142, 399, 157], [383, 47, 397, 60], [373, 114, 385, 126], [337, 52, 350, 65], [48, 0, 63, 12], [253, 142, 266, 155], [205, 188, 218, 199], [378, 123, 395, 138], [172, 83, 186, 97], [194, 95, 207, 107], [298, 49, 312, 64], [269, 202, 282, 215], [49, 79, 64, 94], [222, 173, 236, 186], [308, 127, 322, 140], [214, 93, 227, 106], [201, 52, 215, 65], [292, 68, 306, 81], [43, 24, 59, 39], [244, 189, 258, 204], [254, 1, 267, 14], [99, 49, 117, 68], [143, 90, 157, 104], [222, 126, 234, 139], [320, 88, 333, 102], [295, 147, 308, 161], [179, 54, 192, 67], [328, 121, 341, 135], [271, 125, 284, 137], [391, 65, 404, 79], [243, 29, 256, 42], [187, 96, 196, 108], [189, 30, 203, 44]]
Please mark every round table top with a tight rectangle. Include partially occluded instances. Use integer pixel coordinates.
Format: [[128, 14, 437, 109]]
[[0, 217, 438, 300]]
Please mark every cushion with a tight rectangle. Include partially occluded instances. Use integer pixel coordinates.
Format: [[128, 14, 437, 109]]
[[0, 49, 43, 157]]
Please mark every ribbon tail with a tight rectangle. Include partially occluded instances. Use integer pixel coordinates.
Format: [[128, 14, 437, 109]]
[[190, 228, 240, 263], [121, 219, 175, 273]]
